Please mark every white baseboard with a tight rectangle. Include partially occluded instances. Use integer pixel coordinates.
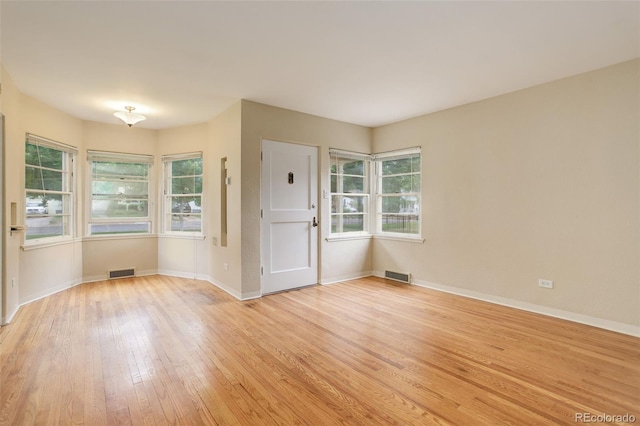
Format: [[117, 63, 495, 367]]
[[202, 276, 257, 300], [371, 271, 639, 337], [82, 274, 108, 283], [11, 268, 638, 337], [18, 277, 83, 307], [320, 270, 373, 285], [157, 270, 257, 301], [156, 269, 197, 280], [84, 268, 159, 283], [2, 305, 20, 325], [204, 277, 261, 301]]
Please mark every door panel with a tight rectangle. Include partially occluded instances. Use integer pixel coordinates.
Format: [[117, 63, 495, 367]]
[[269, 153, 311, 211], [261, 140, 318, 294], [270, 222, 310, 273]]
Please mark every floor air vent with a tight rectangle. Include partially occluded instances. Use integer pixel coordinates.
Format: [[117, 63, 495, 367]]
[[109, 268, 135, 279], [384, 270, 411, 283]]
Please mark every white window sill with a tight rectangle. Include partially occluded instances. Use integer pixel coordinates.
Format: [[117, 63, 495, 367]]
[[158, 233, 206, 240], [325, 233, 372, 242], [22, 236, 80, 251], [373, 234, 425, 244], [83, 233, 157, 242]]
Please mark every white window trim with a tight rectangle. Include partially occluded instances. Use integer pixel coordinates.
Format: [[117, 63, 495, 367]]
[[329, 149, 372, 237], [87, 150, 154, 164], [86, 150, 154, 236], [24, 134, 77, 247], [161, 152, 204, 236], [329, 147, 422, 242], [374, 147, 422, 239]]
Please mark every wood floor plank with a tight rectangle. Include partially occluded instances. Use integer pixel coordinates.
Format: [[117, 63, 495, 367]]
[[1, 275, 638, 425]]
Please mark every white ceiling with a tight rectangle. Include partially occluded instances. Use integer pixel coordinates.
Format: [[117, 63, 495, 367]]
[[1, 1, 639, 129]]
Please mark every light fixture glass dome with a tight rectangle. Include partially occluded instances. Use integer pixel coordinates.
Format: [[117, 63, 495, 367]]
[[114, 106, 146, 127]]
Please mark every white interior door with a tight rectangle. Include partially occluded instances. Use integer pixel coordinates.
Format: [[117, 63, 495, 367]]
[[261, 139, 318, 294]]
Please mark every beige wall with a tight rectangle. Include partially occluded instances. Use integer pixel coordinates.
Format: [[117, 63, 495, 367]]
[[240, 101, 372, 297], [206, 102, 243, 297], [372, 59, 639, 330]]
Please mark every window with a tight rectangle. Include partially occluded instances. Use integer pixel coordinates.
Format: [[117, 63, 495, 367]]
[[329, 147, 422, 239], [162, 153, 203, 233], [330, 150, 370, 234], [25, 134, 76, 242], [88, 151, 153, 235], [375, 148, 421, 236]]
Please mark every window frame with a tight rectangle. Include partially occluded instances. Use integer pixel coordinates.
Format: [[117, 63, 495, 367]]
[[329, 149, 371, 236], [24, 134, 77, 246], [328, 147, 422, 241], [162, 152, 204, 235], [373, 147, 422, 238], [86, 150, 154, 236]]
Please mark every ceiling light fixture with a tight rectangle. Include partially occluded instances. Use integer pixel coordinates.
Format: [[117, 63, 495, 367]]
[[114, 106, 146, 127]]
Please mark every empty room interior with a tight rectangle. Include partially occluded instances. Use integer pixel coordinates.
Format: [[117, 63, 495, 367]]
[[0, 1, 639, 425]]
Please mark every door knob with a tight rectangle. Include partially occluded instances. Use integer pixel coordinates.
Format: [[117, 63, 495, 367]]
[[312, 217, 318, 227]]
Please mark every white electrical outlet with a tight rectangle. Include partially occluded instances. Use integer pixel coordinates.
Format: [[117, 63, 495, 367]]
[[12, 278, 15, 288], [538, 279, 553, 289], [212, 236, 218, 246], [223, 263, 229, 271]]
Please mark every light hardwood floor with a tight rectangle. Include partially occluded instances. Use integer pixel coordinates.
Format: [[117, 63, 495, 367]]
[[0, 275, 638, 425]]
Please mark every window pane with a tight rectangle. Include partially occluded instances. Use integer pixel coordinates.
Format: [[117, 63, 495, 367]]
[[171, 196, 201, 213], [342, 214, 365, 232], [342, 176, 364, 193], [91, 199, 148, 218], [171, 176, 202, 195], [26, 215, 68, 240], [25, 194, 49, 215], [330, 175, 337, 193], [168, 214, 202, 232], [25, 143, 63, 169], [331, 214, 365, 233], [171, 158, 202, 177], [341, 160, 364, 176], [331, 195, 367, 214], [381, 156, 420, 175], [381, 195, 420, 214], [92, 162, 149, 178], [89, 222, 150, 235], [381, 214, 419, 234], [381, 174, 420, 194], [25, 167, 63, 191], [92, 180, 148, 196], [93, 180, 149, 196], [43, 193, 68, 215]]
